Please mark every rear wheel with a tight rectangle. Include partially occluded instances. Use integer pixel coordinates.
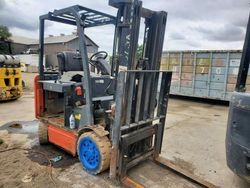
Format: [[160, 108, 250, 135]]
[[77, 131, 111, 174], [38, 122, 48, 144]]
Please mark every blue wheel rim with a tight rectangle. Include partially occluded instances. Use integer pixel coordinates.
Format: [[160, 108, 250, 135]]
[[78, 136, 100, 171]]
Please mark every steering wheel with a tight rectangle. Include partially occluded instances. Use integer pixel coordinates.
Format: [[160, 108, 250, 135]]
[[90, 51, 108, 62]]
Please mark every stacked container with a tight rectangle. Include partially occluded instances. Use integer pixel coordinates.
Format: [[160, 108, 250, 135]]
[[161, 50, 249, 101]]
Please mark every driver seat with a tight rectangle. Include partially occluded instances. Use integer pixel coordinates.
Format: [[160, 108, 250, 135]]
[[57, 51, 111, 75], [57, 51, 83, 74], [92, 56, 111, 75]]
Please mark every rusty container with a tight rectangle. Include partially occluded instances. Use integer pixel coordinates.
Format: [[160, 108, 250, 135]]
[[161, 50, 247, 101]]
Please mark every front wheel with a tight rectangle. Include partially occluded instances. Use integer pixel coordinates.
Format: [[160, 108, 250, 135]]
[[77, 132, 111, 174]]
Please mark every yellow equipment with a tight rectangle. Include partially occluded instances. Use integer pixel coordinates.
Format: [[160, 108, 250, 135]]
[[0, 55, 22, 101]]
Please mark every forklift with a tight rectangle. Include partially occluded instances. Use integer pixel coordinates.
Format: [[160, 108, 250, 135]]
[[0, 41, 23, 101], [35, 1, 216, 187], [226, 13, 250, 182]]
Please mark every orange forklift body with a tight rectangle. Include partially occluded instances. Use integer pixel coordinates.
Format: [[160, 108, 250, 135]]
[[48, 124, 77, 156]]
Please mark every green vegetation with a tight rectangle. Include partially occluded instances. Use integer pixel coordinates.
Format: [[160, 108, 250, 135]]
[[136, 44, 143, 60], [0, 25, 12, 54]]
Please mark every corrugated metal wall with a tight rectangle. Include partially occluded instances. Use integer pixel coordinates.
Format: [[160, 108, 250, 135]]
[[161, 50, 249, 101]]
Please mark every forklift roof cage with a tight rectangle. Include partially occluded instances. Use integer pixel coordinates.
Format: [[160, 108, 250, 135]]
[[38, 5, 116, 125], [39, 4, 116, 77]]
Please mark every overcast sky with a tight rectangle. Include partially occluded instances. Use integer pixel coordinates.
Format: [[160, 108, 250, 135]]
[[0, 0, 249, 54]]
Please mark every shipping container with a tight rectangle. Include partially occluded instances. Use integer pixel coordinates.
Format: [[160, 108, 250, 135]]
[[161, 50, 248, 101]]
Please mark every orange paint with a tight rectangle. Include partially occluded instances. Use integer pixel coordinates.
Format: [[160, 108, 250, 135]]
[[75, 86, 82, 96], [48, 124, 77, 156], [34, 75, 44, 118]]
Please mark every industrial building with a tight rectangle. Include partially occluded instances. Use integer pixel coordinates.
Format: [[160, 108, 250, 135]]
[[10, 33, 98, 55]]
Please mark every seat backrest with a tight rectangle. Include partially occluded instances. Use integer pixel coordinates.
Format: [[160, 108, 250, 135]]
[[57, 52, 83, 73], [94, 57, 111, 75]]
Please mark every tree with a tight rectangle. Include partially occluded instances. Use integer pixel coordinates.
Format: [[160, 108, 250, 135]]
[[136, 44, 143, 60], [0, 26, 12, 41], [0, 25, 12, 54]]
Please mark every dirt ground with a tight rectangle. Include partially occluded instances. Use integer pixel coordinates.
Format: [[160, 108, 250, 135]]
[[0, 72, 249, 188]]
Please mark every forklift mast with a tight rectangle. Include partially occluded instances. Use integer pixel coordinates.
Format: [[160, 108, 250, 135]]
[[107, 0, 170, 179], [110, 0, 167, 71]]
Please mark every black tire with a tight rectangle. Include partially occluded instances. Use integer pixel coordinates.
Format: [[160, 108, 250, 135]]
[[77, 131, 111, 174], [38, 122, 48, 145]]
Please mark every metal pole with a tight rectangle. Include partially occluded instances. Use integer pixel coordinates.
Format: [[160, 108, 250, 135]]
[[73, 8, 93, 125], [178, 52, 183, 92], [110, 72, 125, 179], [192, 52, 197, 94], [224, 52, 230, 99], [235, 13, 250, 92], [38, 17, 45, 79], [207, 52, 213, 96]]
